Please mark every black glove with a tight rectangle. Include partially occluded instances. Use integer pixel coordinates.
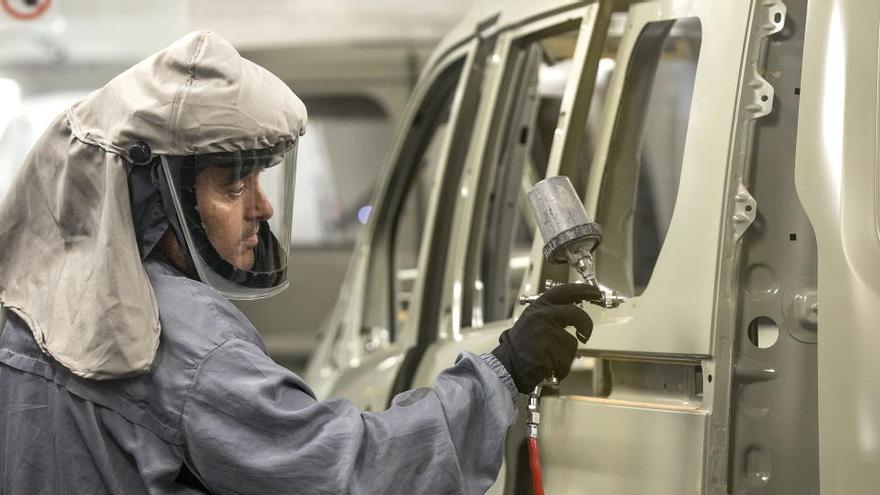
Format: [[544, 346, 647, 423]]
[[491, 283, 602, 393]]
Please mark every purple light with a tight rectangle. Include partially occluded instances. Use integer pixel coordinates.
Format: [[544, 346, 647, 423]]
[[357, 205, 372, 225]]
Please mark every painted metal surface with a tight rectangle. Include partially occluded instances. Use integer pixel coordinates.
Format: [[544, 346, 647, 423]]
[[701, 1, 793, 492], [795, 0, 880, 492], [540, 397, 706, 494], [722, 1, 821, 493], [579, 0, 757, 357]]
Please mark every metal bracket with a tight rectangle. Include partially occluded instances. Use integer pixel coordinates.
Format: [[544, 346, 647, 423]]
[[745, 71, 775, 119], [760, 0, 787, 36], [733, 184, 758, 240], [744, 1, 787, 119]]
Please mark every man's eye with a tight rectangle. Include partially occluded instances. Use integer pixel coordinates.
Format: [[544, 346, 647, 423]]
[[228, 183, 245, 196]]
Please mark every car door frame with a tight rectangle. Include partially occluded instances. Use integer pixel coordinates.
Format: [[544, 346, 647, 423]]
[[408, 2, 612, 389], [304, 31, 491, 411]]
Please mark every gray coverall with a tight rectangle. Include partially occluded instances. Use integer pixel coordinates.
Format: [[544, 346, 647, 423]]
[[0, 30, 519, 495], [0, 254, 518, 494]]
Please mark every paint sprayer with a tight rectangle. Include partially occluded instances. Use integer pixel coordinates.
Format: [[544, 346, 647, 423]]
[[519, 176, 624, 494]]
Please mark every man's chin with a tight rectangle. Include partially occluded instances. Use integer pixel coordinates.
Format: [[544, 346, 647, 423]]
[[235, 254, 255, 272]]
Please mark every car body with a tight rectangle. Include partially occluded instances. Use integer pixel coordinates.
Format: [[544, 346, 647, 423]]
[[306, 0, 880, 493]]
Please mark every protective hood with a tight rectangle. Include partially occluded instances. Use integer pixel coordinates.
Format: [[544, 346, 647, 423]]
[[0, 31, 307, 379]]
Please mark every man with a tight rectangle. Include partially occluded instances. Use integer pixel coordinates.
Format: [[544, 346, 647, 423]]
[[0, 31, 597, 494]]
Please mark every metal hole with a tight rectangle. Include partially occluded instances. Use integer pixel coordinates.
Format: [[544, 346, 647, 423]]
[[747, 316, 779, 349]]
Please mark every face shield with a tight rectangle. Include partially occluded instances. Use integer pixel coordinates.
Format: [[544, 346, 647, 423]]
[[160, 139, 297, 299]]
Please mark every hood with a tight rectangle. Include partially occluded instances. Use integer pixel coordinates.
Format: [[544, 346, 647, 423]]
[[0, 31, 307, 379]]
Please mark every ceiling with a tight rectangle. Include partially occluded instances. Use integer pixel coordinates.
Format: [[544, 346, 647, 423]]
[[0, 0, 478, 66], [191, 0, 478, 49]]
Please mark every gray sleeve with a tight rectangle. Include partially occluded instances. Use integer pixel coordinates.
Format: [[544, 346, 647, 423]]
[[181, 339, 518, 495]]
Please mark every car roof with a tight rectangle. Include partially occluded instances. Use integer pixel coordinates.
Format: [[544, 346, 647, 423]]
[[419, 0, 587, 78]]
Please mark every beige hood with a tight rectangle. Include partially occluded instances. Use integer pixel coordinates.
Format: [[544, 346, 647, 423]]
[[0, 31, 307, 379]]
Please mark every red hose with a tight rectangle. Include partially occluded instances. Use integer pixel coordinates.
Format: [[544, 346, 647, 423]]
[[527, 437, 546, 495]]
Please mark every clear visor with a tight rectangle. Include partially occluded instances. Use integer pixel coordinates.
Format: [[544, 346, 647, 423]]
[[161, 139, 297, 299]]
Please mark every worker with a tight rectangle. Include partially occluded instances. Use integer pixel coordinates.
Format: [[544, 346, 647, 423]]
[[0, 31, 598, 494]]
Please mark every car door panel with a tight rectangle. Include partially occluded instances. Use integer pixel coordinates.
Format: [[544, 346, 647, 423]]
[[535, 0, 785, 493], [579, 0, 755, 357]]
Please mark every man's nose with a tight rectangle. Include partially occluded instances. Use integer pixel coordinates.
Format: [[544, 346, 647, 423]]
[[249, 184, 274, 221]]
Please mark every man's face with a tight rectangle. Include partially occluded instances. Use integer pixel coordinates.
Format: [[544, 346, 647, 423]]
[[195, 165, 274, 271]]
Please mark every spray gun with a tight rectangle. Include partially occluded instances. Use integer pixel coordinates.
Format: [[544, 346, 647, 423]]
[[520, 175, 624, 309], [519, 176, 624, 495]]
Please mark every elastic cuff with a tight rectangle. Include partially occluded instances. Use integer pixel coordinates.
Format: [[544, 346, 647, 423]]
[[479, 353, 518, 399]]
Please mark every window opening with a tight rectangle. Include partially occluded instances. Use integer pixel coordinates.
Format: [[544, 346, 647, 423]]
[[594, 17, 702, 297], [466, 26, 581, 326], [360, 60, 465, 343], [569, 12, 628, 191], [391, 114, 449, 330]]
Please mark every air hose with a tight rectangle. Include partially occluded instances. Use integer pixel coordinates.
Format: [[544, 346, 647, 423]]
[[527, 437, 545, 495], [526, 384, 548, 495]]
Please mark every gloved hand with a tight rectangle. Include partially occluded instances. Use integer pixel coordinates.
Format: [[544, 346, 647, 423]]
[[491, 283, 602, 393]]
